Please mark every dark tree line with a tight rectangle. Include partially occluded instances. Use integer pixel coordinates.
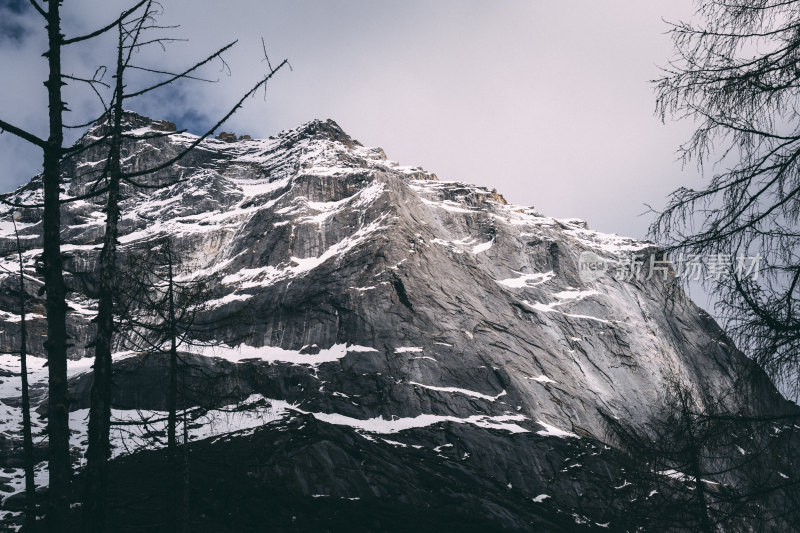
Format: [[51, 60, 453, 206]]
[[114, 236, 215, 533], [642, 3, 800, 526], [0, 1, 286, 531], [102, 232, 267, 532], [652, 0, 800, 398], [603, 374, 800, 532]]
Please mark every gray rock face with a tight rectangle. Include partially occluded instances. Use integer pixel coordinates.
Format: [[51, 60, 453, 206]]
[[0, 114, 796, 530]]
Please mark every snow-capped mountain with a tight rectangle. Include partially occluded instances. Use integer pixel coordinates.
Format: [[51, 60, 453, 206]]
[[0, 114, 796, 531]]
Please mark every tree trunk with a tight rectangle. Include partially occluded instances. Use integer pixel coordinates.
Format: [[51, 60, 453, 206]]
[[691, 450, 714, 533], [682, 397, 714, 533], [43, 2, 71, 531], [181, 403, 190, 533], [83, 28, 125, 533], [15, 216, 37, 532], [166, 241, 180, 531]]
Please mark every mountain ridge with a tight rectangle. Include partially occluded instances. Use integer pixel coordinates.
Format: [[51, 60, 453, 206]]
[[0, 113, 796, 531]]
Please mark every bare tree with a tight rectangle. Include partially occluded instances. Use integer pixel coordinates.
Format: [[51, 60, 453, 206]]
[[81, 19, 133, 533], [0, 213, 39, 532], [114, 236, 221, 532], [652, 0, 800, 397], [77, 6, 288, 530], [0, 2, 150, 529], [603, 375, 800, 531], [0, 2, 286, 529]]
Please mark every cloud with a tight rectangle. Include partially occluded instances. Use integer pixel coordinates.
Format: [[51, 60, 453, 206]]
[[0, 0, 700, 242], [0, 0, 35, 45]]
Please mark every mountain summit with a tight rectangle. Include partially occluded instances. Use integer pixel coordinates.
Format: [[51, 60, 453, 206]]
[[0, 114, 796, 531]]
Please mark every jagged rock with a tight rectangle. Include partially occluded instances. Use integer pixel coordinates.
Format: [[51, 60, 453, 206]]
[[151, 120, 176, 132], [216, 131, 238, 142], [490, 187, 508, 205]]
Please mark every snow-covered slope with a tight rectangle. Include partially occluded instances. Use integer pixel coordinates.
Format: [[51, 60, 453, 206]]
[[0, 114, 795, 530]]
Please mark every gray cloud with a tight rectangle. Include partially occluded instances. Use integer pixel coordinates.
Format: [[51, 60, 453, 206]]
[[0, 0, 701, 242]]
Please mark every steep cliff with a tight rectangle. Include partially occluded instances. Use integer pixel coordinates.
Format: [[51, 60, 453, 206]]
[[0, 114, 795, 531]]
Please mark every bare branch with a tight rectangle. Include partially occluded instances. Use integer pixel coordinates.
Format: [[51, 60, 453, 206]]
[[124, 41, 238, 99], [0, 185, 110, 209], [123, 58, 288, 179], [260, 37, 273, 71], [62, 0, 150, 45], [0, 118, 47, 148], [27, 0, 46, 18], [124, 37, 187, 51], [127, 65, 216, 83]]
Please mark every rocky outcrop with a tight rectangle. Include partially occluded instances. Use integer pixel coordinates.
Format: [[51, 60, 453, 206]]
[[216, 131, 238, 142], [151, 120, 177, 132]]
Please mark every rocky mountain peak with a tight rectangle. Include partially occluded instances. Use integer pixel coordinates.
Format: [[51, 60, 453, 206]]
[[292, 118, 361, 147], [83, 109, 160, 139], [0, 117, 796, 530]]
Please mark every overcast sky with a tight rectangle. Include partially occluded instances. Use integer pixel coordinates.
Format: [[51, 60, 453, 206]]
[[0, 0, 701, 242]]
